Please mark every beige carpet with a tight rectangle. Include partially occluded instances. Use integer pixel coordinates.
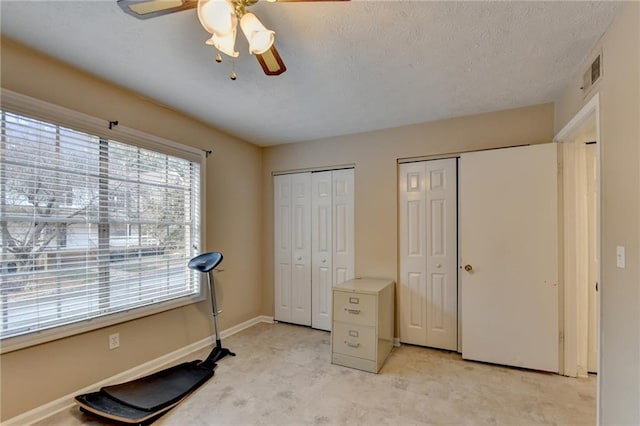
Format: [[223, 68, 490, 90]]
[[40, 322, 596, 425]]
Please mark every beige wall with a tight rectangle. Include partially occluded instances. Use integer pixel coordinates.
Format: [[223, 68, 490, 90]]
[[5, 4, 636, 420], [0, 38, 264, 421], [261, 104, 554, 319], [555, 2, 640, 424]]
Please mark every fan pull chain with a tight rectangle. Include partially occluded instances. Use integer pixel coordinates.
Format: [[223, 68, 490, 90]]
[[212, 49, 237, 80], [230, 57, 237, 80]]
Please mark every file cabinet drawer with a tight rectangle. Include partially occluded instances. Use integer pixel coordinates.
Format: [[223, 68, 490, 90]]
[[332, 322, 376, 359], [333, 291, 376, 326]]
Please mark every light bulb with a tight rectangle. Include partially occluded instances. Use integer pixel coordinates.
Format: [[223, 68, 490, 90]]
[[197, 0, 235, 36]]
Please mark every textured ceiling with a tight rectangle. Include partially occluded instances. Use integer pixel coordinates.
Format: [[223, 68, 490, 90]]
[[0, 1, 621, 146]]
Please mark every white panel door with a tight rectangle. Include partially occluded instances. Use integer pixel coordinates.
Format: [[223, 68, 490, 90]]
[[276, 169, 353, 330], [291, 172, 312, 326], [460, 143, 558, 372], [424, 159, 458, 350], [399, 159, 457, 350], [311, 168, 354, 331], [274, 174, 292, 322], [312, 171, 333, 331], [399, 162, 428, 344], [332, 169, 355, 287]]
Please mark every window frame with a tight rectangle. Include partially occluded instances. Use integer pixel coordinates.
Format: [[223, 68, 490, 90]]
[[0, 89, 207, 354]]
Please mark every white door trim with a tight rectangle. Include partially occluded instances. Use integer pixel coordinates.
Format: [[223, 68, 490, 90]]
[[554, 94, 600, 143], [553, 93, 601, 418]]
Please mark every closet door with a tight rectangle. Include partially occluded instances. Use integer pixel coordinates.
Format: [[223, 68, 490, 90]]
[[274, 174, 293, 322], [399, 162, 427, 344], [424, 159, 457, 349], [460, 144, 558, 372], [276, 169, 353, 330], [332, 169, 355, 287], [290, 173, 312, 326], [311, 169, 355, 331], [312, 172, 333, 330], [274, 173, 312, 326], [399, 159, 458, 350]]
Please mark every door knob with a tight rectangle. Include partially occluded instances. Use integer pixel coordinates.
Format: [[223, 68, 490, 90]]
[[297, 257, 302, 261], [321, 259, 326, 263], [436, 263, 442, 269], [464, 264, 473, 272]]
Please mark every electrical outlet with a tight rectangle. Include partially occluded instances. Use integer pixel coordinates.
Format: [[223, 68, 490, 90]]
[[109, 333, 120, 350]]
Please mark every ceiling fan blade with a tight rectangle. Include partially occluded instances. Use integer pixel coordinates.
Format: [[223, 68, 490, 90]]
[[255, 45, 287, 76], [117, 0, 197, 19]]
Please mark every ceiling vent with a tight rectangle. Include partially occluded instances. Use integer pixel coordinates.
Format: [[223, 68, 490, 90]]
[[581, 52, 602, 95]]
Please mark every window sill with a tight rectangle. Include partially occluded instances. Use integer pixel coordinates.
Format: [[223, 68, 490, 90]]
[[0, 292, 205, 355]]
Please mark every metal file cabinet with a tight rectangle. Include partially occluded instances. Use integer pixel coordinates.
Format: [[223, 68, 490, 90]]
[[331, 278, 395, 373]]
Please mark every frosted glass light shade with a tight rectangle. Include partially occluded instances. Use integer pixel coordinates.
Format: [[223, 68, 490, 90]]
[[240, 13, 275, 55], [198, 0, 235, 36], [205, 28, 239, 58]]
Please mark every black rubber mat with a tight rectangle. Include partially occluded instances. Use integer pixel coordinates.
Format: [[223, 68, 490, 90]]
[[75, 360, 214, 424], [101, 361, 213, 411], [76, 391, 163, 423]]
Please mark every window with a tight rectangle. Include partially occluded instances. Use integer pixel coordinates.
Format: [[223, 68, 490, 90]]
[[0, 106, 203, 347]]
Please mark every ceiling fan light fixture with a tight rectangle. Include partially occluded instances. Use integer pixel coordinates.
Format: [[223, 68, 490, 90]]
[[197, 0, 236, 36], [205, 29, 240, 58], [240, 12, 275, 55]]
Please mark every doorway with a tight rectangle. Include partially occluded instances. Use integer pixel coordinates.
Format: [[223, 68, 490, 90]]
[[554, 94, 601, 378]]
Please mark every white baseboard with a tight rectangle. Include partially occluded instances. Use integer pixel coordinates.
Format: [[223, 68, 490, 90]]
[[220, 315, 273, 339], [4, 315, 274, 426]]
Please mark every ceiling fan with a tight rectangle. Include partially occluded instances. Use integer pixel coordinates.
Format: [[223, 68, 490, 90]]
[[117, 0, 348, 79]]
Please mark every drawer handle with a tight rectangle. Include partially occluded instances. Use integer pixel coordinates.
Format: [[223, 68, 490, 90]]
[[344, 340, 360, 348], [344, 308, 360, 315]]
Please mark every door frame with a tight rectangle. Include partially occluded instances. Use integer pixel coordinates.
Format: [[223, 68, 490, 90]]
[[553, 93, 601, 403]]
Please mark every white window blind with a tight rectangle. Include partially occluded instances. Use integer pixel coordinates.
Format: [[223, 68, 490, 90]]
[[0, 110, 202, 342]]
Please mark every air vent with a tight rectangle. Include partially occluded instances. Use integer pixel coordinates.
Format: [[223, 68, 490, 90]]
[[581, 53, 602, 94]]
